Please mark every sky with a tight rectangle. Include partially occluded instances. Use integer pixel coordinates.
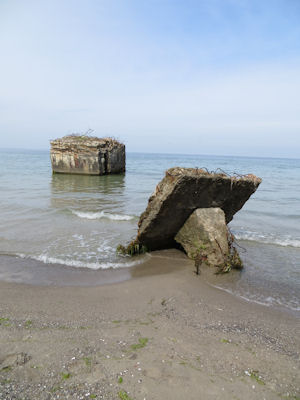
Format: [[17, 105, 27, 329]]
[[0, 0, 299, 157]]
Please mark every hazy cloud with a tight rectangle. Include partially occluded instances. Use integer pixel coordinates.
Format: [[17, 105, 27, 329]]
[[0, 0, 299, 157]]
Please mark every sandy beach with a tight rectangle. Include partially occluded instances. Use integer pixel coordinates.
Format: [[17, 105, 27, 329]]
[[0, 250, 299, 400], [1, 0, 300, 398]]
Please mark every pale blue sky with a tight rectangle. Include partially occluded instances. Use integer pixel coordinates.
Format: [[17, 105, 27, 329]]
[[0, 0, 299, 157]]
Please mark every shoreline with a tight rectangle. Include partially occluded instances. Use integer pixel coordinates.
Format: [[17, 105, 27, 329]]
[[0, 250, 298, 316], [0, 251, 299, 399], [0, 250, 187, 287]]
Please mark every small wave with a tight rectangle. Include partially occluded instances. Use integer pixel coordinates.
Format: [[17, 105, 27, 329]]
[[245, 209, 300, 219], [17, 253, 147, 270], [211, 284, 300, 312], [71, 210, 135, 221], [234, 231, 300, 248]]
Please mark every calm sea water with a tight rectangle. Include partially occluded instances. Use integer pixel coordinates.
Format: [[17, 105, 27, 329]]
[[0, 149, 299, 312]]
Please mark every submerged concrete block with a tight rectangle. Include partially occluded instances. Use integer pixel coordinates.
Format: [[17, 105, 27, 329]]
[[50, 135, 125, 175]]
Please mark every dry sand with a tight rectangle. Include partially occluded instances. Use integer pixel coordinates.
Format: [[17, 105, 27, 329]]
[[0, 250, 299, 400]]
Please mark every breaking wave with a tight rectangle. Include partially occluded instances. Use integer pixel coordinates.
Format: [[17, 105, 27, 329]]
[[233, 230, 300, 248], [17, 253, 147, 270], [71, 210, 135, 221]]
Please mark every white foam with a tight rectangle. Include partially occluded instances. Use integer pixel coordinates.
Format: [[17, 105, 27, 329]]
[[17, 253, 147, 270], [234, 231, 300, 248], [71, 210, 135, 221], [211, 284, 300, 312]]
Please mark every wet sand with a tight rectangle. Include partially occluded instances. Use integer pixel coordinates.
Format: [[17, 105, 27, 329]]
[[0, 250, 299, 400], [0, 251, 186, 287]]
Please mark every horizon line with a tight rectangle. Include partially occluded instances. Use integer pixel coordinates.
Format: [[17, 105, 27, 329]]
[[0, 146, 299, 161]]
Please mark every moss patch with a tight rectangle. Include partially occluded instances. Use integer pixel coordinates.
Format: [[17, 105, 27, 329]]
[[61, 372, 71, 380], [130, 337, 148, 350], [24, 320, 32, 328], [118, 391, 133, 400], [221, 338, 230, 343]]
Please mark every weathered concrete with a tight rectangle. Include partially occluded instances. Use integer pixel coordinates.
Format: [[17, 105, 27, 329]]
[[50, 135, 125, 175], [136, 167, 261, 251], [175, 208, 229, 266]]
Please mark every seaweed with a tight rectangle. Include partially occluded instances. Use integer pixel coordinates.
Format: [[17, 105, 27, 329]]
[[194, 253, 208, 275], [117, 240, 148, 256], [215, 230, 243, 274]]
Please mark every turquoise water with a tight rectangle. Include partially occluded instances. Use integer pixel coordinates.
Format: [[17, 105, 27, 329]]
[[0, 149, 299, 311]]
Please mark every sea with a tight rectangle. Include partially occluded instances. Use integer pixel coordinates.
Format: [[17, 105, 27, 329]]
[[0, 149, 299, 313]]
